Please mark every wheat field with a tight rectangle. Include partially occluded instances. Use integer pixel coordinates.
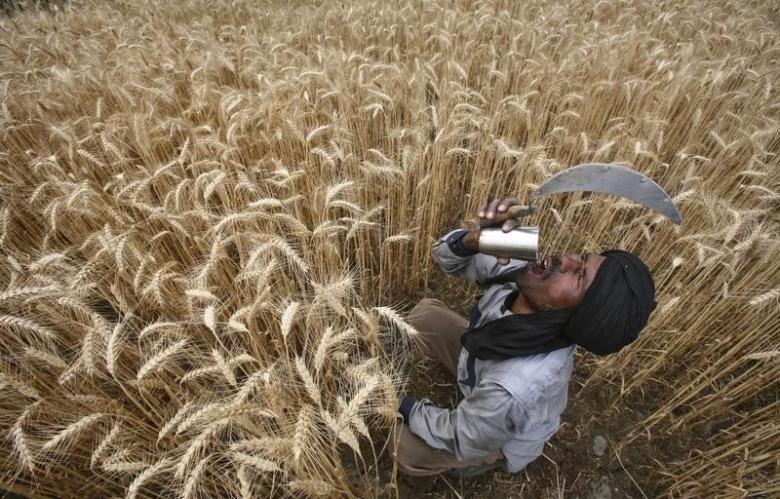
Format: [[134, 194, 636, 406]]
[[0, 0, 778, 497]]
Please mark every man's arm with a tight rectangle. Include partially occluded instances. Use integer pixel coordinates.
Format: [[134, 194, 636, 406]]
[[399, 383, 523, 461], [432, 229, 526, 287], [431, 197, 530, 287]]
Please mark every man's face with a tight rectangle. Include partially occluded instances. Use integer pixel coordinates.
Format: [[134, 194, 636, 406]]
[[516, 253, 606, 311]]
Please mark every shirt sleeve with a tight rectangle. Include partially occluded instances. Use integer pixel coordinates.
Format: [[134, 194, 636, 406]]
[[406, 382, 524, 461], [432, 229, 527, 288]]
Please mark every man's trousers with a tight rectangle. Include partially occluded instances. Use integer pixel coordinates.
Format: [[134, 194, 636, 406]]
[[392, 298, 504, 476]]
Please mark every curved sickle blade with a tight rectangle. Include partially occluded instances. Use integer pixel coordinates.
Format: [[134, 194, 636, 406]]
[[533, 163, 683, 225]]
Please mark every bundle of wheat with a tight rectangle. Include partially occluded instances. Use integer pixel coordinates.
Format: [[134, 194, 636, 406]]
[[0, 0, 778, 497]]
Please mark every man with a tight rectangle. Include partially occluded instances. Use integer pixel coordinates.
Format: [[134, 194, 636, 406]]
[[393, 197, 656, 477]]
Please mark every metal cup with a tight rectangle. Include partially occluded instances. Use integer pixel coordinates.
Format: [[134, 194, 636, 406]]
[[478, 226, 539, 261]]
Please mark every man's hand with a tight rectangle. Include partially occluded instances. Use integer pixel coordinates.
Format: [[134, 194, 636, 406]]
[[462, 197, 531, 264], [477, 197, 529, 231]]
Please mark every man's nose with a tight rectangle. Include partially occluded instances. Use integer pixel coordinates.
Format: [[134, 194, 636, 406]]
[[559, 255, 580, 273]]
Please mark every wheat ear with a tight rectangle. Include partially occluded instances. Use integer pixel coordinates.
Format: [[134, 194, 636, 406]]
[[136, 339, 188, 381], [280, 301, 300, 340], [24, 346, 68, 370], [231, 452, 282, 473], [182, 455, 211, 499], [288, 479, 334, 496], [126, 458, 174, 499], [372, 306, 419, 337], [42, 413, 107, 451], [292, 405, 314, 464], [294, 357, 321, 406], [91, 423, 121, 467], [11, 403, 38, 472]]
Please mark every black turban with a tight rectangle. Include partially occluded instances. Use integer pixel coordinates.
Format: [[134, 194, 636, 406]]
[[562, 250, 656, 355], [461, 250, 656, 359]]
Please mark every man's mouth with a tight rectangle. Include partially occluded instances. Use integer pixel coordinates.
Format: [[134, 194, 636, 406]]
[[528, 256, 559, 278], [529, 257, 548, 277]]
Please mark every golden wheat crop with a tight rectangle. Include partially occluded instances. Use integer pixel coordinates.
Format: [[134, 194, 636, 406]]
[[0, 0, 778, 497]]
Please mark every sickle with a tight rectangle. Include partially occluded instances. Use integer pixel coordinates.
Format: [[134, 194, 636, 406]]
[[532, 163, 683, 225]]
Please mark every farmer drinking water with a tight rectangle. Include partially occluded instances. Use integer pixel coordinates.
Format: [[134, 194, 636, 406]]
[[393, 196, 657, 477]]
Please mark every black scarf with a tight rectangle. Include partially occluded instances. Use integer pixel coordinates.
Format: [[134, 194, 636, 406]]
[[460, 251, 656, 360]]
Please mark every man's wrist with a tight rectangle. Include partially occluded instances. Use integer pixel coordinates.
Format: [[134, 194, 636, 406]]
[[462, 230, 480, 253], [399, 394, 418, 422], [446, 229, 478, 257]]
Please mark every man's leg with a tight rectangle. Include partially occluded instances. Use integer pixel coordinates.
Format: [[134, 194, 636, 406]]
[[406, 298, 468, 376], [398, 299, 503, 476], [391, 422, 503, 477]]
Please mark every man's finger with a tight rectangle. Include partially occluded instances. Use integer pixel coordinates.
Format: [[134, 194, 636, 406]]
[[486, 199, 501, 219], [477, 202, 488, 218], [497, 197, 519, 212], [505, 205, 534, 218], [501, 218, 521, 232]]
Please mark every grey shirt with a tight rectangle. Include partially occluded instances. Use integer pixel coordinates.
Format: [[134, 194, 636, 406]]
[[407, 229, 575, 473]]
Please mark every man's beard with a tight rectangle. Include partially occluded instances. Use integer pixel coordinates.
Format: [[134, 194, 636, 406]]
[[514, 258, 562, 312], [513, 278, 546, 312]]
